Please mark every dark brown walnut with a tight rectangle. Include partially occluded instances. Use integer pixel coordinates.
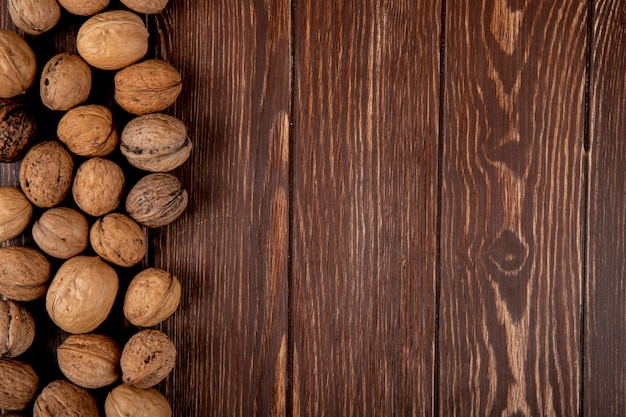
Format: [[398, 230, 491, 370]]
[[8, 0, 61, 35], [90, 213, 146, 267], [124, 268, 181, 327], [105, 384, 171, 417], [57, 104, 118, 157], [0, 187, 32, 243], [33, 380, 99, 417], [32, 207, 89, 259], [40, 53, 91, 111], [19, 141, 74, 208], [0, 358, 38, 411], [0, 29, 37, 98], [114, 59, 182, 115], [125, 173, 188, 228], [0, 246, 50, 301], [58, 0, 109, 16], [120, 0, 170, 14], [0, 300, 35, 358], [57, 333, 121, 389], [0, 98, 36, 162], [120, 329, 176, 389], [73, 157, 125, 217]]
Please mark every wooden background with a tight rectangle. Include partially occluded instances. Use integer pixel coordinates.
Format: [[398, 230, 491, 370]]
[[0, 0, 624, 416]]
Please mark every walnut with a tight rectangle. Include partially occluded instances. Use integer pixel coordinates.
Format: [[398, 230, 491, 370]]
[[0, 300, 35, 358], [72, 157, 125, 217], [0, 98, 36, 162], [0, 358, 38, 411], [123, 268, 181, 327], [114, 59, 182, 115], [7, 0, 61, 35], [32, 207, 89, 259], [0, 246, 50, 301], [57, 104, 118, 157], [40, 53, 91, 111], [0, 187, 32, 243], [45, 256, 119, 334], [57, 333, 121, 389], [19, 141, 74, 208], [33, 380, 99, 417], [0, 29, 37, 98], [58, 0, 109, 16], [90, 213, 146, 267], [120, 329, 176, 388], [125, 173, 188, 228], [77, 10, 149, 71], [105, 384, 171, 417], [120, 0, 170, 14]]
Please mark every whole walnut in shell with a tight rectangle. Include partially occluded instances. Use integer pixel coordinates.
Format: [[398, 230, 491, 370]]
[[0, 300, 35, 358], [33, 380, 99, 417], [8, 0, 61, 35], [77, 10, 149, 71], [0, 358, 38, 411], [46, 256, 119, 334], [58, 0, 109, 16], [19, 141, 74, 208], [57, 333, 121, 389], [0, 246, 50, 301], [120, 0, 170, 14], [0, 98, 36, 162], [126, 173, 188, 228], [0, 29, 37, 98], [114, 59, 182, 115], [90, 213, 146, 267], [124, 268, 181, 327], [57, 104, 118, 157], [121, 329, 176, 389], [0, 187, 32, 243], [40, 53, 91, 111], [73, 157, 125, 217], [32, 207, 89, 259], [105, 384, 171, 417], [121, 113, 192, 172]]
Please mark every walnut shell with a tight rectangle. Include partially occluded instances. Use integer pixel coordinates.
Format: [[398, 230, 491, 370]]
[[33, 380, 99, 417], [40, 53, 91, 111], [58, 0, 109, 16], [90, 213, 146, 267], [57, 104, 118, 157], [0, 187, 32, 243], [0, 246, 50, 301], [121, 113, 192, 172], [77, 10, 149, 71], [57, 333, 121, 389], [120, 329, 176, 389], [0, 29, 37, 98], [120, 0, 169, 14], [46, 256, 119, 334], [123, 268, 181, 327], [125, 173, 188, 228], [0, 358, 38, 411], [8, 0, 61, 36], [0, 98, 36, 162], [73, 157, 125, 217], [32, 207, 89, 259], [0, 300, 35, 358], [19, 141, 74, 208], [114, 59, 182, 115], [105, 384, 171, 417]]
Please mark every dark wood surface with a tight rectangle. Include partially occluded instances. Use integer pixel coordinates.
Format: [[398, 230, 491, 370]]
[[0, 1, 624, 416]]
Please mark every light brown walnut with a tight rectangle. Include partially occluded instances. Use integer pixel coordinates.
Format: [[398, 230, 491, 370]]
[[123, 268, 181, 327], [125, 173, 188, 228], [58, 0, 109, 16], [40, 53, 91, 111], [57, 333, 121, 389], [105, 384, 171, 417], [120, 0, 169, 14], [0, 29, 36, 98], [0, 358, 38, 411], [32, 207, 89, 259], [7, 0, 61, 35], [0, 246, 50, 301], [33, 380, 99, 417], [72, 157, 125, 217], [120, 329, 176, 389], [0, 300, 35, 358], [0, 187, 32, 243], [90, 213, 146, 267], [57, 104, 118, 157]]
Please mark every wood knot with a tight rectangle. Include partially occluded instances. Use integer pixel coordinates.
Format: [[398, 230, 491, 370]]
[[488, 229, 528, 274]]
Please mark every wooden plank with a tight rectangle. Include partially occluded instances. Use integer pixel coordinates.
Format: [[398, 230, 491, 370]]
[[292, 1, 440, 415], [586, 1, 626, 414], [439, 1, 586, 415]]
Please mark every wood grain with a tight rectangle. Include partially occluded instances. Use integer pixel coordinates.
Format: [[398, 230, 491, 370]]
[[292, 1, 440, 415], [586, 1, 626, 415], [439, 1, 586, 415]]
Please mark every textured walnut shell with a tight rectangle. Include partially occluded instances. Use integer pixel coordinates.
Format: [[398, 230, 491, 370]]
[[114, 59, 182, 115], [46, 256, 119, 334], [121, 113, 192, 172], [120, 0, 169, 14], [57, 333, 121, 389], [105, 384, 171, 417], [33, 380, 99, 417], [73, 157, 125, 217], [121, 329, 176, 389], [8, 0, 61, 35], [0, 246, 50, 301], [58, 0, 109, 16], [0, 187, 32, 243], [124, 268, 181, 327], [19, 141, 74, 208], [90, 213, 146, 267], [0, 358, 38, 411], [32, 207, 89, 259], [125, 173, 188, 228], [58, 104, 118, 157], [0, 300, 35, 358], [40, 53, 91, 111], [0, 98, 36, 162], [0, 29, 37, 98], [77, 10, 149, 71]]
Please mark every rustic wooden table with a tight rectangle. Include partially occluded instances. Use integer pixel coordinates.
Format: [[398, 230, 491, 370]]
[[1, 0, 624, 416]]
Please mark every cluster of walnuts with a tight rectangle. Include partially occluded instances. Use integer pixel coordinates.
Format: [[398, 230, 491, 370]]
[[0, 1, 192, 416]]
